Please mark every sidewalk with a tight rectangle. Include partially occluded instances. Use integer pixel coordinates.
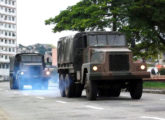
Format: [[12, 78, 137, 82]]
[[143, 89, 165, 94]]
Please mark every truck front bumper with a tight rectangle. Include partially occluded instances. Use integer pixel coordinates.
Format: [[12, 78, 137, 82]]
[[19, 75, 48, 84], [88, 72, 150, 81]]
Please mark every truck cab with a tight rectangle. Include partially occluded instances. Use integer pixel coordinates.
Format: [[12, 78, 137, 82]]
[[58, 32, 150, 100], [10, 53, 50, 90]]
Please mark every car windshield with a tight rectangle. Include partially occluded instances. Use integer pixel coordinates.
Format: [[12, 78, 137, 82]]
[[21, 65, 43, 73], [91, 52, 104, 63], [88, 34, 126, 47], [21, 55, 42, 62]]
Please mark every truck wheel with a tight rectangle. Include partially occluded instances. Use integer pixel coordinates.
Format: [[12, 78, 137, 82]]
[[75, 84, 83, 97], [111, 88, 121, 97], [85, 75, 97, 100], [59, 74, 66, 97], [18, 80, 24, 90], [65, 74, 75, 98], [98, 89, 107, 97], [10, 76, 14, 89], [10, 76, 18, 89], [130, 79, 143, 99]]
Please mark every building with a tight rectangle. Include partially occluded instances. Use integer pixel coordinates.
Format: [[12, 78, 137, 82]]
[[52, 48, 57, 66], [0, 0, 17, 80], [44, 48, 57, 66]]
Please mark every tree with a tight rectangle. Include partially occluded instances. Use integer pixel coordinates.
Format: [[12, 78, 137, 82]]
[[121, 0, 165, 59], [45, 0, 165, 59]]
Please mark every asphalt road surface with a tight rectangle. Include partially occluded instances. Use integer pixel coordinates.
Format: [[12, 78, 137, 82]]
[[0, 82, 165, 120]]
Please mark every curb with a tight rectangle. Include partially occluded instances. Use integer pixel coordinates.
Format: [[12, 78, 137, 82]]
[[143, 89, 165, 94]]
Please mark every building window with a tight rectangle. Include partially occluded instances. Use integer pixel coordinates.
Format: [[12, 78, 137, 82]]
[[12, 32, 15, 37], [4, 16, 7, 20], [12, 1, 15, 5], [12, 16, 15, 21], [2, 64, 5, 69], [5, 32, 7, 36], [6, 64, 9, 69], [12, 48, 15, 52]]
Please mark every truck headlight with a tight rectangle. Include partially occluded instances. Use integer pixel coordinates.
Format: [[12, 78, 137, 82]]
[[20, 71, 24, 75], [140, 65, 146, 70], [46, 71, 50, 76], [93, 66, 98, 72]]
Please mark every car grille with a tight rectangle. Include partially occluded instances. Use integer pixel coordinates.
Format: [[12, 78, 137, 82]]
[[109, 54, 129, 71]]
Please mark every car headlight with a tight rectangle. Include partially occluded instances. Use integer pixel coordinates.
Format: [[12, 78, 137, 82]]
[[93, 66, 98, 72], [20, 71, 24, 75], [140, 65, 146, 70], [46, 71, 50, 76]]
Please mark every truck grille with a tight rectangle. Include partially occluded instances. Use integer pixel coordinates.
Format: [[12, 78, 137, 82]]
[[109, 54, 129, 71]]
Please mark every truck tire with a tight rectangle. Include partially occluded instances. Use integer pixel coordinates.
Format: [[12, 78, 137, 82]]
[[109, 87, 121, 97], [10, 76, 18, 89], [18, 79, 24, 90], [59, 74, 66, 97], [65, 74, 75, 98], [130, 79, 143, 99], [98, 89, 112, 97], [85, 75, 97, 100], [75, 84, 83, 97], [10, 76, 14, 89]]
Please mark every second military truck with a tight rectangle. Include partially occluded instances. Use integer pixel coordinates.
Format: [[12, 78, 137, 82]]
[[10, 53, 50, 90], [57, 32, 150, 100]]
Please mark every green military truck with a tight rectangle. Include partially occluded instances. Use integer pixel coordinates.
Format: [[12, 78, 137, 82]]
[[57, 32, 150, 100], [10, 53, 50, 90]]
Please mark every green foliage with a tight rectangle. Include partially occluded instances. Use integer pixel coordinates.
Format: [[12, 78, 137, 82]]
[[143, 82, 165, 89], [45, 0, 165, 58]]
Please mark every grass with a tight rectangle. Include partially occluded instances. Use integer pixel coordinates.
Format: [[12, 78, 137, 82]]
[[143, 81, 165, 89]]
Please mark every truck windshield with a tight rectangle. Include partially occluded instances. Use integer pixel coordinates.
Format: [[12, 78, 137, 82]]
[[91, 52, 104, 63], [21, 55, 42, 62], [88, 34, 126, 47]]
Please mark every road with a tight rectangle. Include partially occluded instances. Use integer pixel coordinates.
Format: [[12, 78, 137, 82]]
[[0, 82, 165, 120]]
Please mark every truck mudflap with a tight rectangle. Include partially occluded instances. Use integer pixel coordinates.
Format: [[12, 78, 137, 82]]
[[88, 72, 150, 80]]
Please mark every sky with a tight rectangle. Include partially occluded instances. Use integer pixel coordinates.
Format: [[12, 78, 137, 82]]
[[17, 0, 80, 47]]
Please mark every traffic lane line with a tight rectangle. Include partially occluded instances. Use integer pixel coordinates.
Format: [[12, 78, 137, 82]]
[[23, 93, 29, 96], [140, 116, 165, 120], [85, 105, 104, 110], [56, 101, 67, 104]]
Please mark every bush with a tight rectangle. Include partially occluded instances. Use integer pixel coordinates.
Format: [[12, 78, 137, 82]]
[[159, 68, 165, 75]]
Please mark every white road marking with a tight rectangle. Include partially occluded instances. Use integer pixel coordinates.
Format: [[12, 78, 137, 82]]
[[56, 101, 67, 104], [141, 116, 165, 120], [23, 93, 29, 96], [85, 105, 104, 110], [36, 97, 45, 100]]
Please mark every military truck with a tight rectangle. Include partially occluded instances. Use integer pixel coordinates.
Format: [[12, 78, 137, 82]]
[[57, 32, 150, 100], [10, 53, 50, 90]]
